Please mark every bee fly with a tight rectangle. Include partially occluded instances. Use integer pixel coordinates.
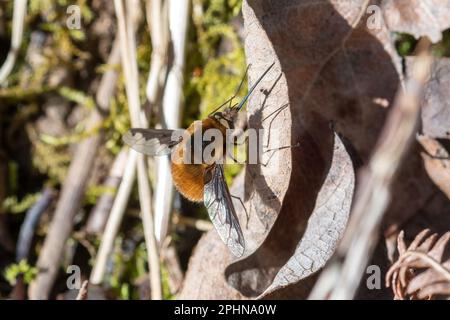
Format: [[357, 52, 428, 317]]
[[123, 63, 275, 257]]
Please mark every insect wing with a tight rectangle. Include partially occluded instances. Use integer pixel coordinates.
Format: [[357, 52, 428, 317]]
[[204, 164, 245, 257], [123, 128, 183, 156]]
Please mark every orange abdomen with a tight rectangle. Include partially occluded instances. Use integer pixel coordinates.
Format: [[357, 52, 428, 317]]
[[171, 162, 206, 202], [170, 118, 226, 203]]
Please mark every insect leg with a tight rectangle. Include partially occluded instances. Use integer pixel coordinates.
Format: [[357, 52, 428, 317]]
[[260, 142, 301, 167], [233, 135, 248, 146], [261, 103, 289, 148], [225, 133, 247, 164], [227, 153, 239, 164]]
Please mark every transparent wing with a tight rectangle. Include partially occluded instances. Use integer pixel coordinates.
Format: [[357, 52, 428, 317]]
[[204, 164, 245, 257], [122, 128, 183, 156]]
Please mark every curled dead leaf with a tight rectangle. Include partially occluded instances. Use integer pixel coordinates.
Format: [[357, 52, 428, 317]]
[[257, 132, 354, 298], [386, 229, 450, 300], [179, 231, 246, 300]]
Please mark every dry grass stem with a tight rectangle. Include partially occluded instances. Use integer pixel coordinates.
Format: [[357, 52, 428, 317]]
[[113, 0, 162, 300]]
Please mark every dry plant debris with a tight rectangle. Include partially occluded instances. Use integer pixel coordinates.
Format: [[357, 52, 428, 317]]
[[76, 280, 89, 300], [386, 229, 450, 300]]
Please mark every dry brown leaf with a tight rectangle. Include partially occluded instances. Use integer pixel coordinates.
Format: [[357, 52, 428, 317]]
[[386, 230, 450, 299], [225, 0, 396, 299], [182, 0, 418, 299], [417, 58, 450, 140], [412, 58, 450, 199], [407, 261, 450, 297], [381, 59, 450, 241], [231, 0, 403, 256], [178, 231, 246, 300], [257, 132, 354, 298], [382, 0, 450, 43], [411, 280, 450, 299]]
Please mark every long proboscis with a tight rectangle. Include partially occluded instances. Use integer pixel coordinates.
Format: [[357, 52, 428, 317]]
[[235, 62, 275, 111]]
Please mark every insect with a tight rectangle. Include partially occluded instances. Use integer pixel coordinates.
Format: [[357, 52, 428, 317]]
[[123, 63, 275, 257]]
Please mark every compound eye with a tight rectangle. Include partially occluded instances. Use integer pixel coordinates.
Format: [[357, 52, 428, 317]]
[[214, 112, 222, 120]]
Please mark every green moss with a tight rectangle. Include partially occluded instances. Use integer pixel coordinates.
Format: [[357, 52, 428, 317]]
[[432, 29, 450, 57], [395, 33, 418, 57], [395, 30, 450, 57], [161, 262, 175, 300], [84, 185, 117, 206], [2, 192, 41, 214], [32, 137, 71, 185], [3, 260, 38, 285], [0, 0, 248, 299]]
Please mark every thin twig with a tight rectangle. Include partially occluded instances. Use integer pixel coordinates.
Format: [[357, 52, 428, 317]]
[[29, 116, 103, 300], [75, 280, 89, 300], [172, 213, 213, 232], [153, 0, 190, 245], [145, 0, 169, 106], [309, 38, 433, 300], [86, 149, 128, 235], [392, 251, 450, 282], [28, 38, 121, 300], [0, 0, 27, 84], [90, 150, 137, 284], [160, 242, 184, 295], [16, 188, 54, 262], [113, 0, 162, 300], [144, 0, 170, 244]]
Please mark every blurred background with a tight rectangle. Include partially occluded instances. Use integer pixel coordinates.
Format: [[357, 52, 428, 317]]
[[0, 0, 247, 300]]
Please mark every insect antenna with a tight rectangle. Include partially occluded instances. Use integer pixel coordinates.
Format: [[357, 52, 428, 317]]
[[261, 103, 290, 148]]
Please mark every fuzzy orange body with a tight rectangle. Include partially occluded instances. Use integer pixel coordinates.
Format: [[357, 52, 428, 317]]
[[171, 117, 227, 202]]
